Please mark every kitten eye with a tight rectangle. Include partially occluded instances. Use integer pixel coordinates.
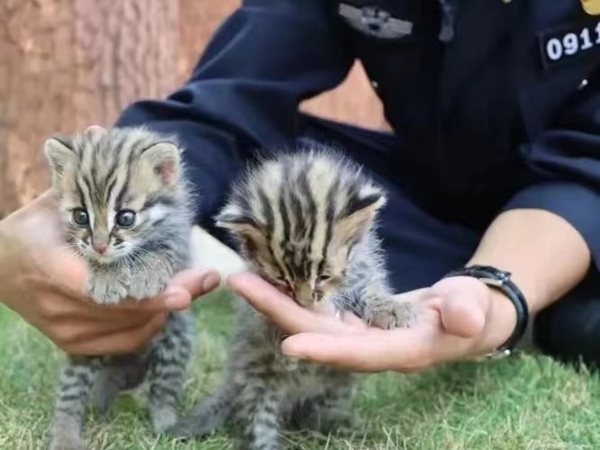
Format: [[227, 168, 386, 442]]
[[71, 208, 89, 227], [317, 275, 332, 283], [115, 210, 136, 229]]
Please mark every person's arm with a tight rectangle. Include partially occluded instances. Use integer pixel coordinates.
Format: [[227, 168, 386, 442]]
[[459, 77, 599, 354], [458, 208, 590, 358], [225, 208, 591, 371], [468, 209, 591, 314], [226, 80, 600, 371], [115, 0, 354, 237]]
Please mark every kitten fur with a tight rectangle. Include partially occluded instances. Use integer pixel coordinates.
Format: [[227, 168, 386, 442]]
[[168, 149, 418, 450], [43, 125, 195, 450]]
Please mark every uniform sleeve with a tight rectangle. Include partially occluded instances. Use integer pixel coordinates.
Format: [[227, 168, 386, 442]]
[[502, 81, 600, 268], [114, 0, 353, 235]]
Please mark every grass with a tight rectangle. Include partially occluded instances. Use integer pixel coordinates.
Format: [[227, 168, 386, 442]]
[[0, 291, 599, 450]]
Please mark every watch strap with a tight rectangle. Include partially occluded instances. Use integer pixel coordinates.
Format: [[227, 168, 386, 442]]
[[442, 265, 529, 358]]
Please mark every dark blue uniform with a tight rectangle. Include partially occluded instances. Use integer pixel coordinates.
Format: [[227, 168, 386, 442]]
[[115, 1, 600, 366]]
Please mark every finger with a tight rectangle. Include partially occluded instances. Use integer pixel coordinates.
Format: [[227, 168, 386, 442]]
[[80, 287, 190, 313], [66, 313, 167, 355], [227, 272, 325, 334], [38, 249, 89, 296], [67, 309, 162, 337], [51, 310, 157, 334], [340, 311, 369, 328], [108, 269, 221, 313], [281, 328, 431, 372], [227, 272, 355, 335], [168, 268, 221, 299]]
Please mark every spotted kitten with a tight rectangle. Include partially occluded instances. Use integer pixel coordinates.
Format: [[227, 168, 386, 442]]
[[168, 149, 417, 450], [43, 125, 194, 450]]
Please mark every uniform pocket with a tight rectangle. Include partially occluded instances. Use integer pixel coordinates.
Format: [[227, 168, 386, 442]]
[[518, 13, 600, 140]]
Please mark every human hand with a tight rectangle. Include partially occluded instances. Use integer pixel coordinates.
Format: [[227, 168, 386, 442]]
[[0, 190, 221, 355], [227, 272, 517, 372]]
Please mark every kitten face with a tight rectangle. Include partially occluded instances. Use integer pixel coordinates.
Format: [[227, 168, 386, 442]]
[[216, 151, 386, 309], [44, 125, 183, 265]]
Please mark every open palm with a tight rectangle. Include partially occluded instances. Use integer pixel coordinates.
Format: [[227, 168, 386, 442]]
[[227, 272, 516, 372]]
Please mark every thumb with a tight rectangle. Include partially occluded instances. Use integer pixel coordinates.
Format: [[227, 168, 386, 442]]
[[117, 268, 222, 312], [169, 267, 222, 299], [433, 289, 487, 338]]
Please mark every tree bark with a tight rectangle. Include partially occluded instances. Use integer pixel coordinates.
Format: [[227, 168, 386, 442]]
[[0, 0, 179, 217], [0, 0, 387, 217]]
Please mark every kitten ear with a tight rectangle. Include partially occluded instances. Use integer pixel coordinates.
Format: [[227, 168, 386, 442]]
[[141, 141, 181, 187], [215, 204, 265, 242], [336, 185, 387, 245], [43, 136, 75, 176], [84, 125, 107, 137]]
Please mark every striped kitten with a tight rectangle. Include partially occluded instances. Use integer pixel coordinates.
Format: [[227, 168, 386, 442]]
[[43, 125, 194, 450], [169, 150, 417, 450]]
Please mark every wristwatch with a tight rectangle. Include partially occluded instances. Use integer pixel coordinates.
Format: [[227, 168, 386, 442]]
[[442, 265, 529, 359]]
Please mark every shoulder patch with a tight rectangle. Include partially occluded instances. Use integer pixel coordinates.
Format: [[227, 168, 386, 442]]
[[338, 3, 413, 40], [537, 16, 600, 70], [581, 0, 600, 16]]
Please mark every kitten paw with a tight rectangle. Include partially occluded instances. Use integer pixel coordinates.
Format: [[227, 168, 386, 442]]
[[48, 434, 86, 450], [128, 270, 170, 300], [166, 420, 197, 440], [86, 277, 128, 304], [282, 355, 300, 372], [127, 281, 168, 300], [364, 300, 418, 330], [150, 405, 178, 433]]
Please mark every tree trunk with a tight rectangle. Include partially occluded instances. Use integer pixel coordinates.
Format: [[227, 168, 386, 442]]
[[0, 0, 179, 217], [0, 0, 387, 217]]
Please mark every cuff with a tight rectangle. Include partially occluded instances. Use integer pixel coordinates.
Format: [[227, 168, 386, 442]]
[[501, 181, 600, 270]]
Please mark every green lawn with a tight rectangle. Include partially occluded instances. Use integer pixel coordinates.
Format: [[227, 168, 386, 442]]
[[0, 292, 598, 450]]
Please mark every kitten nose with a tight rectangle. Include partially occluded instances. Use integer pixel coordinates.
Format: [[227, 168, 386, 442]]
[[92, 242, 108, 254]]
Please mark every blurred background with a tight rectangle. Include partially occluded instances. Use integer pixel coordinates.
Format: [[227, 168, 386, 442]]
[[0, 0, 389, 217]]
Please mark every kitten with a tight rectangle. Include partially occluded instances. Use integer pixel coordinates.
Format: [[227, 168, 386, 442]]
[[168, 149, 418, 450], [43, 125, 194, 450]]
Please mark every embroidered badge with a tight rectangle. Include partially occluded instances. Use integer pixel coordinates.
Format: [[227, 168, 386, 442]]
[[581, 0, 600, 16], [338, 3, 413, 40], [537, 15, 600, 69]]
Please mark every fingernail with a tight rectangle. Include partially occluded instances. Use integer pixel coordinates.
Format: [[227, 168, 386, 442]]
[[225, 272, 245, 290], [281, 338, 302, 358], [202, 272, 221, 292]]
